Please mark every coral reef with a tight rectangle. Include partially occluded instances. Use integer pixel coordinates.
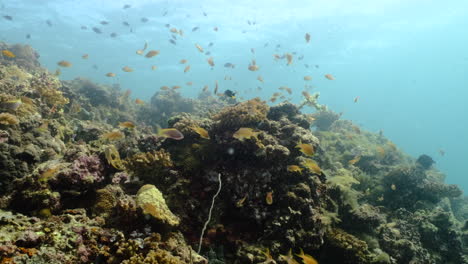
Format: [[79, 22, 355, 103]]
[[0, 42, 465, 264]]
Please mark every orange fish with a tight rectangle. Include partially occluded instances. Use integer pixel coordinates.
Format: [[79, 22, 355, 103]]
[[151, 65, 158, 70], [122, 66, 133, 72], [248, 59, 259, 71], [135, 98, 145, 105], [279, 86, 292, 95], [82, 54, 89, 59], [195, 43, 204, 53], [285, 53, 293, 65], [305, 33, 311, 43], [348, 155, 361, 165], [304, 75, 312, 81], [325, 74, 335, 80], [170, 27, 178, 34], [145, 50, 160, 58], [2, 50, 15, 58], [172, 85, 181, 90], [207, 57, 214, 67], [160, 86, 169, 90], [186, 82, 193, 86], [184, 65, 191, 73], [105, 72, 116, 77], [180, 59, 188, 64], [57, 60, 72, 67]]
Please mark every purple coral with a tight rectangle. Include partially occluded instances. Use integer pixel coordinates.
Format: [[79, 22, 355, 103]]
[[69, 154, 105, 184]]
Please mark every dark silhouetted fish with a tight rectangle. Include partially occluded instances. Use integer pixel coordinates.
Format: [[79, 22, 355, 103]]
[[3, 15, 12, 20], [123, 4, 131, 9], [192, 26, 199, 32], [163, 11, 168, 16], [165, 24, 170, 28], [123, 21, 130, 26], [100, 21, 109, 25], [171, 34, 177, 40], [242, 30, 246, 33], [224, 63, 235, 68], [315, 65, 319, 68], [208, 42, 213, 47], [205, 51, 211, 55], [298, 55, 304, 60], [247, 20, 251, 25], [292, 51, 297, 55], [264, 42, 269, 47], [81, 25, 88, 30], [92, 64, 98, 70], [46, 20, 52, 26], [304, 64, 309, 68], [276, 44, 281, 48], [141, 17, 148, 23], [203, 12, 207, 16], [110, 32, 117, 38], [26, 34, 30, 39], [92, 27, 102, 34], [169, 39, 176, 45]]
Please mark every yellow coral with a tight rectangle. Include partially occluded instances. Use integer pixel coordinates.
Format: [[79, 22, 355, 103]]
[[104, 145, 126, 170], [0, 112, 19, 125]]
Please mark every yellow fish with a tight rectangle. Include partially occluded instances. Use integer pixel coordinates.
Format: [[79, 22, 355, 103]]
[[287, 165, 303, 174], [192, 126, 210, 139], [265, 191, 273, 205], [2, 50, 15, 58], [105, 72, 116, 77], [296, 248, 318, 264], [301, 159, 321, 174], [233, 128, 259, 141], [279, 249, 300, 264], [296, 141, 315, 156]]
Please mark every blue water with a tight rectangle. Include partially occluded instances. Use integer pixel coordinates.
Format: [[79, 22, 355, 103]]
[[2, 0, 467, 193]]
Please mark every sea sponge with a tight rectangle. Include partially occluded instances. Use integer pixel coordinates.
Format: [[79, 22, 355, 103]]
[[135, 184, 180, 226], [213, 97, 269, 129], [0, 112, 19, 125]]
